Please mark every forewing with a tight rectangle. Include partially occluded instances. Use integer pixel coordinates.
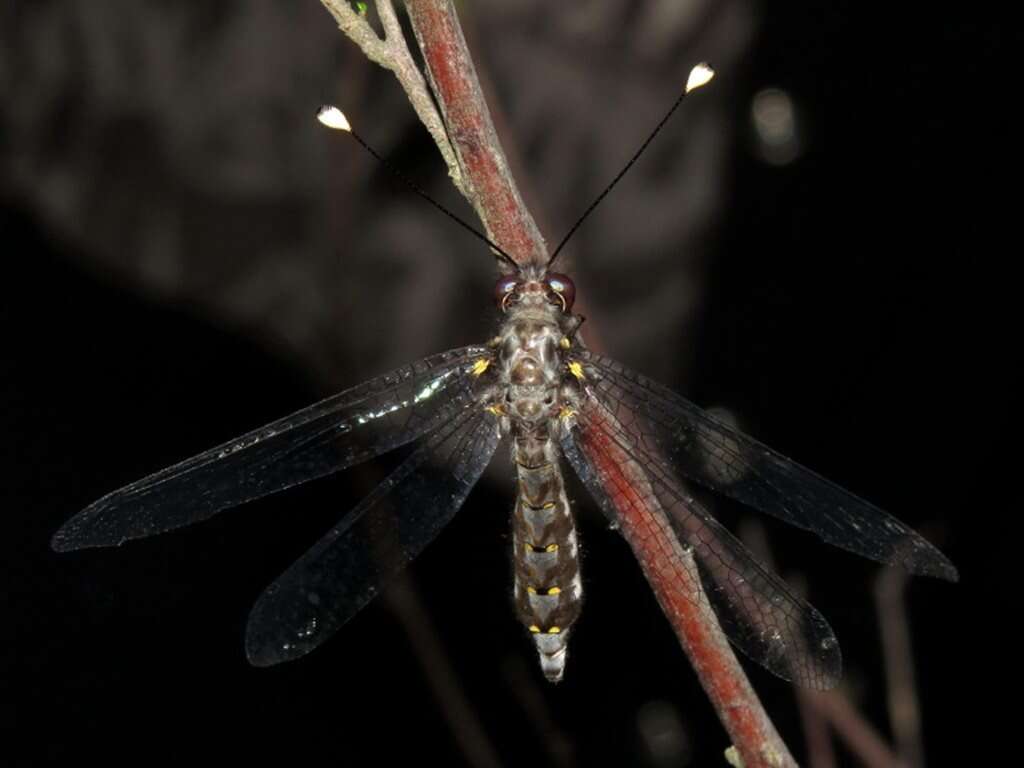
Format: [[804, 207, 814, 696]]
[[245, 407, 501, 666], [53, 346, 493, 551], [573, 350, 958, 581], [562, 400, 841, 689]]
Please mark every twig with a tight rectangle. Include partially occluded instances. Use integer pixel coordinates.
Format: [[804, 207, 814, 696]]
[[319, 0, 467, 197], [738, 519, 836, 768], [805, 691, 908, 768], [385, 579, 504, 768], [502, 655, 576, 767], [405, 0, 548, 267], [319, 0, 547, 267], [740, 518, 913, 768], [580, 410, 797, 768], [795, 692, 837, 768], [875, 567, 924, 768]]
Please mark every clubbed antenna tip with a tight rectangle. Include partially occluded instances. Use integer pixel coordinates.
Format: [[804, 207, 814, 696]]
[[685, 63, 715, 94], [317, 105, 351, 132]]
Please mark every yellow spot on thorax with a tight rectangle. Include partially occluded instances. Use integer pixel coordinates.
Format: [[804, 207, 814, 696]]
[[559, 337, 571, 349], [471, 358, 491, 376], [529, 625, 541, 633], [568, 361, 585, 381], [547, 626, 561, 635]]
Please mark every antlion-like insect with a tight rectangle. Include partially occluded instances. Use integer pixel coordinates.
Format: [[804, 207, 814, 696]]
[[53, 62, 956, 689]]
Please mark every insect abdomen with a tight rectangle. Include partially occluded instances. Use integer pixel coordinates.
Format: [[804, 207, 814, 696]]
[[512, 430, 582, 682]]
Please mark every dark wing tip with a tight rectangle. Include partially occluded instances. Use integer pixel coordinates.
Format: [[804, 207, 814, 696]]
[[244, 595, 320, 668], [244, 628, 316, 668], [898, 538, 959, 582], [911, 554, 960, 583], [50, 498, 129, 552], [811, 668, 843, 692], [50, 515, 108, 552], [50, 527, 77, 552], [790, 606, 843, 691], [808, 616, 843, 691], [245, 642, 286, 668]]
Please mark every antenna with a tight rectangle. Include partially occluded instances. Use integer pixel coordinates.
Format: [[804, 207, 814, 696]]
[[316, 106, 519, 270], [547, 62, 715, 267]]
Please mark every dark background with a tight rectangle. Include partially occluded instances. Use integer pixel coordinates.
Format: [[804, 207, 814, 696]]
[[2, 2, 1011, 766]]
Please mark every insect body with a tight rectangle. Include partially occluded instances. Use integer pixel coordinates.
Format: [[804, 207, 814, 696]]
[[492, 266, 584, 680]]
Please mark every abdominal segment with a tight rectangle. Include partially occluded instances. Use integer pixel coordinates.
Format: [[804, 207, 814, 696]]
[[512, 430, 582, 683]]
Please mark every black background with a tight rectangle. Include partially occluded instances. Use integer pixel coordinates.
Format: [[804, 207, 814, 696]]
[[3, 2, 1011, 766]]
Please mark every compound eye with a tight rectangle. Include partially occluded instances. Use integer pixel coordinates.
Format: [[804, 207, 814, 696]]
[[495, 276, 519, 311], [545, 272, 576, 312]]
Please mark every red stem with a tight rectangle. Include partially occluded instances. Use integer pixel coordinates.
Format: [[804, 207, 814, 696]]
[[402, 2, 792, 764], [579, 407, 797, 768], [406, 0, 548, 268]]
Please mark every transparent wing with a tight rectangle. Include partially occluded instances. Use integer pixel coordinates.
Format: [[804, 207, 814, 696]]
[[572, 350, 958, 581], [562, 399, 841, 689], [53, 346, 493, 551], [245, 407, 501, 666]]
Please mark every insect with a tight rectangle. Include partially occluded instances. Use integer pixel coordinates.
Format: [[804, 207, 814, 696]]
[[52, 64, 956, 687]]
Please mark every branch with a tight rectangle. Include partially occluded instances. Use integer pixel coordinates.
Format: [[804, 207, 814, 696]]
[[319, 0, 547, 267], [404, 0, 548, 267], [319, 0, 467, 197], [640, 533, 796, 768], [579, 412, 797, 768], [385, 579, 503, 768], [805, 691, 908, 768], [875, 567, 923, 768], [741, 517, 912, 768]]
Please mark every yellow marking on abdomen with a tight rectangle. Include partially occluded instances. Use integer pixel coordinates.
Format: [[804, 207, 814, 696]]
[[471, 358, 491, 376], [568, 361, 585, 381], [516, 460, 552, 470], [525, 542, 559, 554]]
